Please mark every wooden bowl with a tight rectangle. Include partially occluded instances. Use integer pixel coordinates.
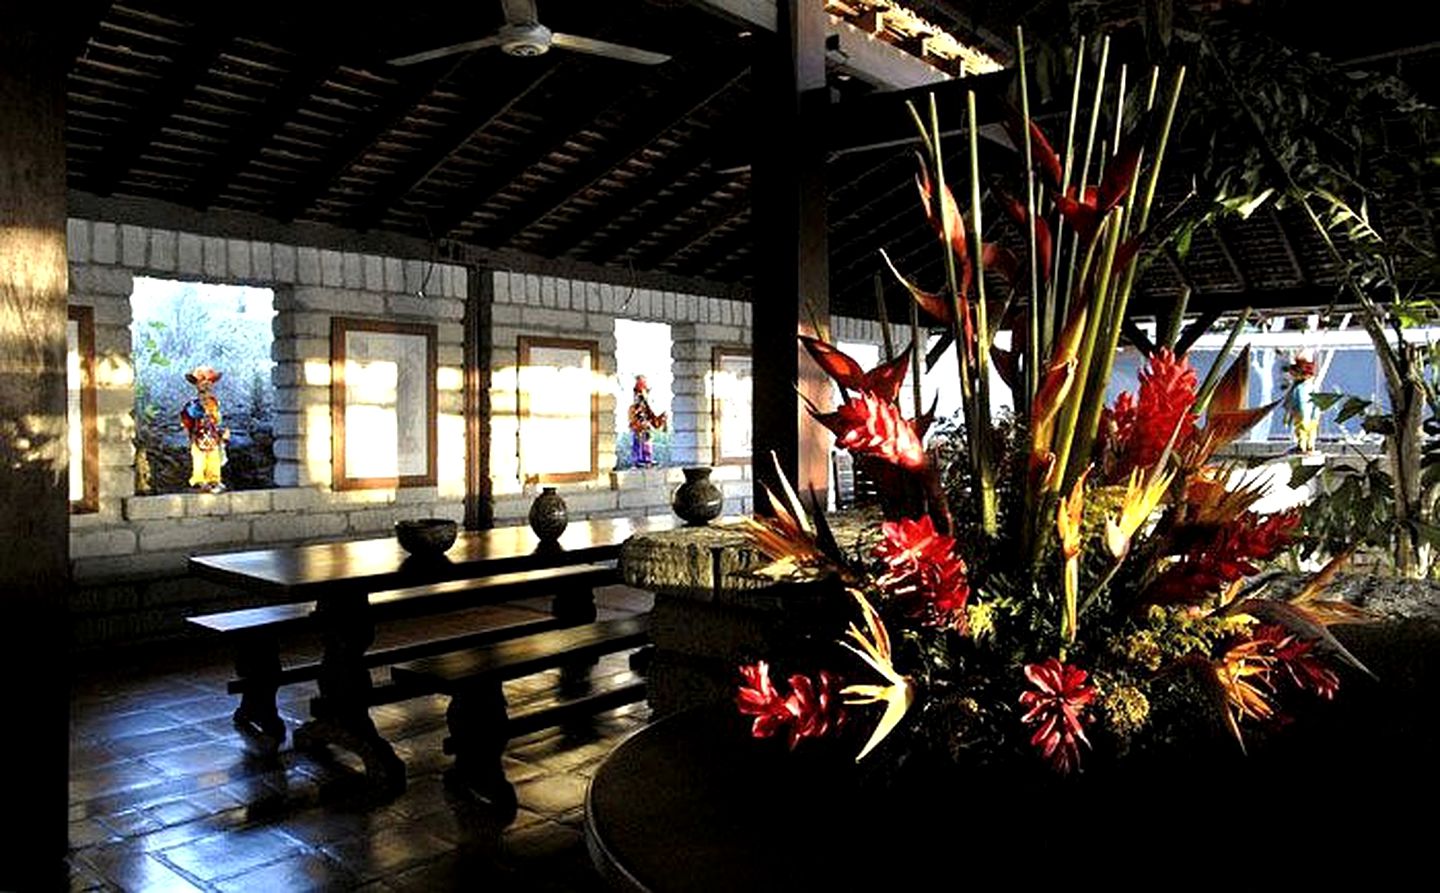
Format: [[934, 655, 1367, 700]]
[[394, 518, 458, 556]]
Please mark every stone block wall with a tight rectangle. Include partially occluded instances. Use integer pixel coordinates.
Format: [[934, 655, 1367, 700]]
[[487, 271, 762, 525], [65, 219, 468, 647]]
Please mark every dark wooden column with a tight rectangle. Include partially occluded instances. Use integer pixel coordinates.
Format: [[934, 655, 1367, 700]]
[[751, 0, 832, 512], [465, 265, 494, 530], [0, 5, 71, 888]]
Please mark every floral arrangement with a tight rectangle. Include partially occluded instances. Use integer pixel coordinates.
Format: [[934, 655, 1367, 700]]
[[734, 33, 1374, 777]]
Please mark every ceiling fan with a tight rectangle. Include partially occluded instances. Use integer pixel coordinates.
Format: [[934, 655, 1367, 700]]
[[388, 0, 671, 67]]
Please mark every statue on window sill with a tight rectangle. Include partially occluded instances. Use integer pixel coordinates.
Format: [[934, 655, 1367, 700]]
[[628, 374, 667, 468], [1283, 351, 1321, 456], [181, 365, 230, 493]]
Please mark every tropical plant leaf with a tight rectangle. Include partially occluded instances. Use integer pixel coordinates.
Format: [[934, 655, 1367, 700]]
[[881, 248, 952, 326], [1309, 391, 1347, 411], [1335, 396, 1372, 425], [1289, 461, 1325, 488]]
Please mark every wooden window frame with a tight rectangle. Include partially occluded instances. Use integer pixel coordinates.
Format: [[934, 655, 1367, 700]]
[[518, 335, 600, 483], [711, 344, 752, 466], [330, 317, 438, 490], [68, 305, 100, 513]]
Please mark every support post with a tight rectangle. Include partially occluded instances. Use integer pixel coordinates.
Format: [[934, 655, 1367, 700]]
[[0, 6, 70, 887], [751, 0, 832, 511]]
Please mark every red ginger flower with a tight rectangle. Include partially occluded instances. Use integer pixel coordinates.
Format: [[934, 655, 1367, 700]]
[[1253, 624, 1341, 700], [1101, 349, 1198, 476], [1019, 658, 1095, 775], [737, 661, 845, 749], [1147, 510, 1300, 604], [872, 515, 970, 629], [814, 392, 927, 472]]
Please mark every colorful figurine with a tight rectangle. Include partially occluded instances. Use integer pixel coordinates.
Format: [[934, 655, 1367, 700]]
[[180, 365, 229, 492], [1282, 351, 1320, 454], [627, 375, 667, 467]]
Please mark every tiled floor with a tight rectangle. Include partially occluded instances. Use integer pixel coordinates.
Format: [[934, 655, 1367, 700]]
[[67, 588, 655, 892]]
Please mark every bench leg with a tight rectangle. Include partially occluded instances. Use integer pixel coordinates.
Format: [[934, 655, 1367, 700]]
[[553, 587, 599, 695], [232, 632, 286, 752], [444, 683, 517, 815], [294, 597, 406, 796]]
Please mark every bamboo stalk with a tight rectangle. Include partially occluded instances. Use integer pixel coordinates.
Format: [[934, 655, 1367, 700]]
[[1051, 208, 1124, 494], [1051, 36, 1088, 346], [1061, 36, 1110, 324], [874, 272, 895, 362], [969, 88, 997, 536], [1019, 26, 1040, 412]]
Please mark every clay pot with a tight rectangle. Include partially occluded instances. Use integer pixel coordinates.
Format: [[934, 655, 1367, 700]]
[[528, 487, 569, 542], [672, 467, 723, 526]]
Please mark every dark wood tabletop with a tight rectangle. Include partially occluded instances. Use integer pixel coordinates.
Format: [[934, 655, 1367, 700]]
[[188, 514, 681, 600]]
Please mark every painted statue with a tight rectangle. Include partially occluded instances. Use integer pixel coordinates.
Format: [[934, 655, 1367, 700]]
[[180, 365, 229, 492], [1283, 351, 1320, 454], [627, 375, 667, 467]]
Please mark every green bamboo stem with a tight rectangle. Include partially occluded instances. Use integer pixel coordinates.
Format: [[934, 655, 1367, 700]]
[[1077, 68, 1187, 455], [969, 89, 997, 536], [1051, 36, 1088, 346], [1192, 308, 1250, 414], [1018, 26, 1040, 412], [1061, 36, 1110, 325], [1051, 209, 1124, 494], [874, 273, 895, 362]]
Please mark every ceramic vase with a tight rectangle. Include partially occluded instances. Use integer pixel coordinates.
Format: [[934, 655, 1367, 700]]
[[528, 487, 569, 542], [672, 466, 723, 526]]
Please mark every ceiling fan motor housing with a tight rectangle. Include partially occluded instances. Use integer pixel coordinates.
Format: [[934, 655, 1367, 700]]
[[499, 22, 552, 56]]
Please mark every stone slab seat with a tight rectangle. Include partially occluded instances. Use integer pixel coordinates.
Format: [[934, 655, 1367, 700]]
[[390, 614, 651, 811], [185, 561, 620, 746]]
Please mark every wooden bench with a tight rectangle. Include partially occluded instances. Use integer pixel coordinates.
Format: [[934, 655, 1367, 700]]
[[187, 561, 621, 747], [391, 614, 651, 810]]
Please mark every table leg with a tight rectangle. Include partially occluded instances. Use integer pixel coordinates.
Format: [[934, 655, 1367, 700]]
[[444, 682, 517, 816], [232, 631, 286, 753], [293, 596, 406, 795]]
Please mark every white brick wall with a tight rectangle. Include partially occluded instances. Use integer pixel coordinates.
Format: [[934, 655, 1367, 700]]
[[66, 218, 470, 565]]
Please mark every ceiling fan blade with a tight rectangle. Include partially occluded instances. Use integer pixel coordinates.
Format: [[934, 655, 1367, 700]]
[[501, 0, 539, 25], [389, 35, 502, 66], [551, 32, 670, 65]]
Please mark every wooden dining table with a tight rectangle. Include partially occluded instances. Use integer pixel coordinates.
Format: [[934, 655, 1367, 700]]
[[188, 514, 680, 793]]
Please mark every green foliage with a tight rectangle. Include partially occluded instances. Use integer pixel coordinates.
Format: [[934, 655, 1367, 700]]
[[1297, 458, 1397, 561]]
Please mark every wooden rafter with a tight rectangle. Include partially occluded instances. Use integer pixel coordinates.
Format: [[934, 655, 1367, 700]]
[[273, 55, 482, 222], [1210, 222, 1249, 291], [86, 10, 231, 196], [349, 56, 566, 232], [423, 61, 639, 241], [482, 61, 750, 249], [1267, 203, 1310, 284], [189, 54, 337, 210], [631, 187, 749, 270], [576, 164, 727, 264]]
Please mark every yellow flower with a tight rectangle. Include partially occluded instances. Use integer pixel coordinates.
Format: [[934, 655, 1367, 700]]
[[838, 589, 915, 761], [1105, 467, 1175, 558], [1057, 467, 1090, 643]]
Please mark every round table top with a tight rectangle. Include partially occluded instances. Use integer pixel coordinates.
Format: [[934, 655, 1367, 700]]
[[585, 705, 872, 893]]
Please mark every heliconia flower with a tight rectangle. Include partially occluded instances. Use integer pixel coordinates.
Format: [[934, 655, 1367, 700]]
[[1212, 639, 1276, 753], [812, 392, 927, 473], [1105, 466, 1176, 558], [736, 661, 846, 749], [1102, 349, 1198, 476], [1019, 658, 1096, 775], [915, 154, 972, 298], [839, 589, 915, 762], [1146, 510, 1301, 604], [1052, 130, 1145, 244], [1057, 468, 1089, 643], [872, 515, 970, 629], [1253, 625, 1341, 700], [800, 336, 911, 404]]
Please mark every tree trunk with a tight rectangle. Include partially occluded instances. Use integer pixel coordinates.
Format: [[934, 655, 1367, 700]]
[[1389, 346, 1429, 578]]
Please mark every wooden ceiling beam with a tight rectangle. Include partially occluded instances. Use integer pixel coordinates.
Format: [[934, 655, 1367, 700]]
[[630, 188, 750, 270], [189, 54, 337, 210], [348, 56, 566, 232], [86, 10, 232, 196], [423, 61, 640, 240], [483, 61, 751, 250], [271, 57, 470, 222], [576, 166, 731, 265]]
